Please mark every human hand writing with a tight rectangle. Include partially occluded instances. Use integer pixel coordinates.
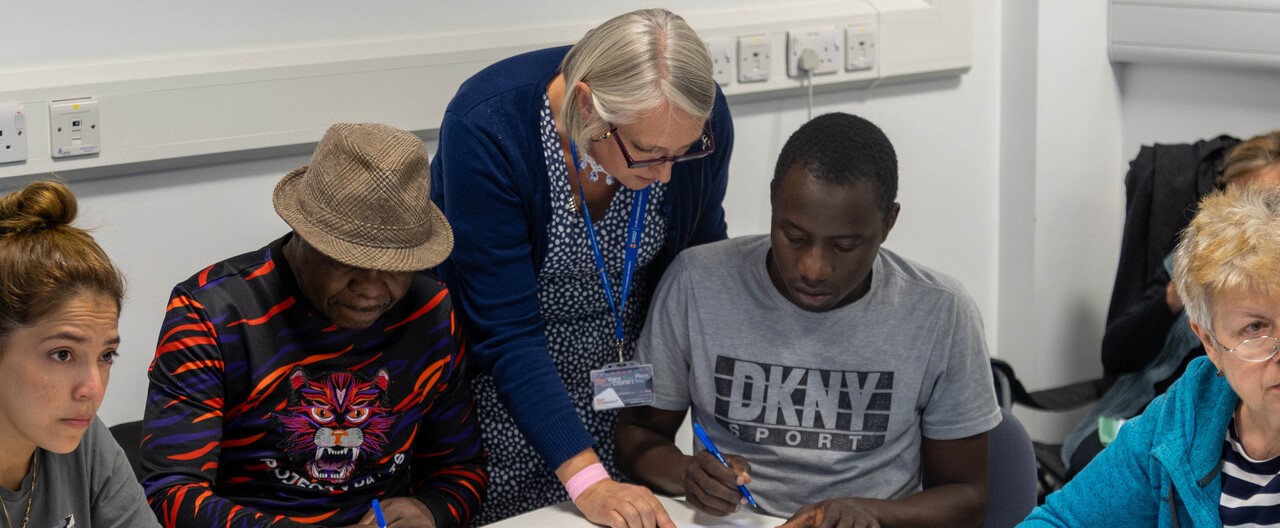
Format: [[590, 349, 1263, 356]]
[[683, 450, 751, 516], [574, 478, 676, 528], [355, 497, 436, 528], [777, 498, 880, 528]]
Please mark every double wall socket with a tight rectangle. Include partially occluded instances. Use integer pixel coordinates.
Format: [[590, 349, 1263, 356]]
[[50, 98, 100, 159], [737, 34, 772, 83], [0, 105, 28, 164], [787, 28, 842, 77]]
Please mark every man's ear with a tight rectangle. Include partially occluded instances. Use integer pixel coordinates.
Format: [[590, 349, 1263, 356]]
[[881, 202, 901, 243]]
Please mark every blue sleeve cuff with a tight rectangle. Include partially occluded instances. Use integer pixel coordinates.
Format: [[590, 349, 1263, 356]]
[[523, 406, 600, 471]]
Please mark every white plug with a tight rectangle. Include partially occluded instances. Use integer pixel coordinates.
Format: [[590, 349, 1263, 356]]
[[787, 28, 840, 77], [798, 48, 821, 74]]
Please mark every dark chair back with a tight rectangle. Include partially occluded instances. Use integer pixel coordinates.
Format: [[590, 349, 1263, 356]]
[[108, 419, 145, 482], [985, 409, 1037, 528]]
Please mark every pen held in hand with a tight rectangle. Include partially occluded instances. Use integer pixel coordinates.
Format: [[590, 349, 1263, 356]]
[[692, 422, 761, 511], [371, 498, 388, 528]]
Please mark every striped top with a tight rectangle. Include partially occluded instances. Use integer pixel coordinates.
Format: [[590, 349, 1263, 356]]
[[1220, 414, 1280, 527], [140, 234, 487, 528]]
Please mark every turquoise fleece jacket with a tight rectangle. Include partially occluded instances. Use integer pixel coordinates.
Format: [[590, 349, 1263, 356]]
[[1020, 356, 1236, 527]]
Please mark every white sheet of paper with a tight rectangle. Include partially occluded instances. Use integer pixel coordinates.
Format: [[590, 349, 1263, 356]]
[[486, 494, 781, 528]]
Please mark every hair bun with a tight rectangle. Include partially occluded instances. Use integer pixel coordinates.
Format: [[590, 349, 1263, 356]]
[[0, 180, 79, 236]]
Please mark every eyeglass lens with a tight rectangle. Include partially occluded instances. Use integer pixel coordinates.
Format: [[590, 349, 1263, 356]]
[[1232, 336, 1280, 361]]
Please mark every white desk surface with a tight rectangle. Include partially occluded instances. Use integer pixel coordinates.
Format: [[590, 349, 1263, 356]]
[[487, 495, 783, 528]]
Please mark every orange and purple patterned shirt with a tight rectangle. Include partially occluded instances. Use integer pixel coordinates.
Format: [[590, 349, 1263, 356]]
[[141, 234, 486, 528]]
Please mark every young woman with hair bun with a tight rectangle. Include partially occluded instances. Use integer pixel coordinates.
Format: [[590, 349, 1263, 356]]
[[0, 180, 159, 528]]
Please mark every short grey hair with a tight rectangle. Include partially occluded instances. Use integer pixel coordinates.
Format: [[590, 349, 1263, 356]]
[[1220, 130, 1280, 187], [559, 8, 716, 149], [1173, 185, 1280, 329]]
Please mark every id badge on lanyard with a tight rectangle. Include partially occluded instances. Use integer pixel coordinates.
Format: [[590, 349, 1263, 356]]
[[570, 140, 658, 411], [591, 361, 655, 411]]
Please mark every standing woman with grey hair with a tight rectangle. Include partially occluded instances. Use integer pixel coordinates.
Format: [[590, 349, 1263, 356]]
[[0, 181, 160, 527], [1022, 185, 1280, 527], [431, 8, 733, 526]]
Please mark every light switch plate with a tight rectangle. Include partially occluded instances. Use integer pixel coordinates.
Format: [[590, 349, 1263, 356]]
[[0, 105, 28, 164], [50, 98, 100, 159]]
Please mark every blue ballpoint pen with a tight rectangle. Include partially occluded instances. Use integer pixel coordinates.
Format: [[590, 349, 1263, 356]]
[[692, 422, 761, 510], [371, 498, 388, 528]]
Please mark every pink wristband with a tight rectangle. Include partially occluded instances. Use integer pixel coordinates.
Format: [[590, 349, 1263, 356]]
[[565, 463, 610, 502]]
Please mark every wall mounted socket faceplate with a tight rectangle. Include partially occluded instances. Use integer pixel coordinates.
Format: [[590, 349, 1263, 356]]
[[846, 25, 878, 71], [705, 38, 734, 86], [737, 34, 772, 83], [50, 98, 101, 159], [0, 105, 28, 164], [788, 27, 842, 77]]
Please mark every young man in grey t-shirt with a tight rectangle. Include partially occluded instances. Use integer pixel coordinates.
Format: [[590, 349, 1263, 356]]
[[616, 113, 1000, 527]]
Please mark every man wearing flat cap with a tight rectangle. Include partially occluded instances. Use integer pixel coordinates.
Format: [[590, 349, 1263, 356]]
[[140, 123, 487, 528]]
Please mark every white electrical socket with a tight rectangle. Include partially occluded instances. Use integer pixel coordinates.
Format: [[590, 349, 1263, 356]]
[[737, 34, 772, 83], [0, 105, 28, 164], [788, 28, 842, 78], [846, 25, 878, 71], [50, 98, 101, 159], [705, 38, 734, 87]]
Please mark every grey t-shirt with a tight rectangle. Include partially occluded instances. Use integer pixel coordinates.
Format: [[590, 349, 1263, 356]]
[[636, 235, 1001, 516], [0, 418, 159, 528]]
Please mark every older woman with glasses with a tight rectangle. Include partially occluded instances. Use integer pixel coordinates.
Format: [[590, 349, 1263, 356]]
[[1021, 184, 1280, 527], [1060, 130, 1280, 479], [429, 8, 733, 527]]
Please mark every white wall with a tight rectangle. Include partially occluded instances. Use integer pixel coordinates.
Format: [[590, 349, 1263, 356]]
[[1003, 1, 1126, 440], [3, 1, 754, 73], [1030, 0, 1124, 390], [999, 5, 1280, 440], [9, 2, 1005, 428], [27, 1, 1269, 449], [81, 65, 1009, 430], [725, 6, 1003, 311], [72, 157, 297, 426], [996, 0, 1038, 421], [1121, 63, 1280, 160]]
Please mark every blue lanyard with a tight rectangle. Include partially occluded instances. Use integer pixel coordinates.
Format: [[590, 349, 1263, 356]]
[[569, 140, 650, 363]]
